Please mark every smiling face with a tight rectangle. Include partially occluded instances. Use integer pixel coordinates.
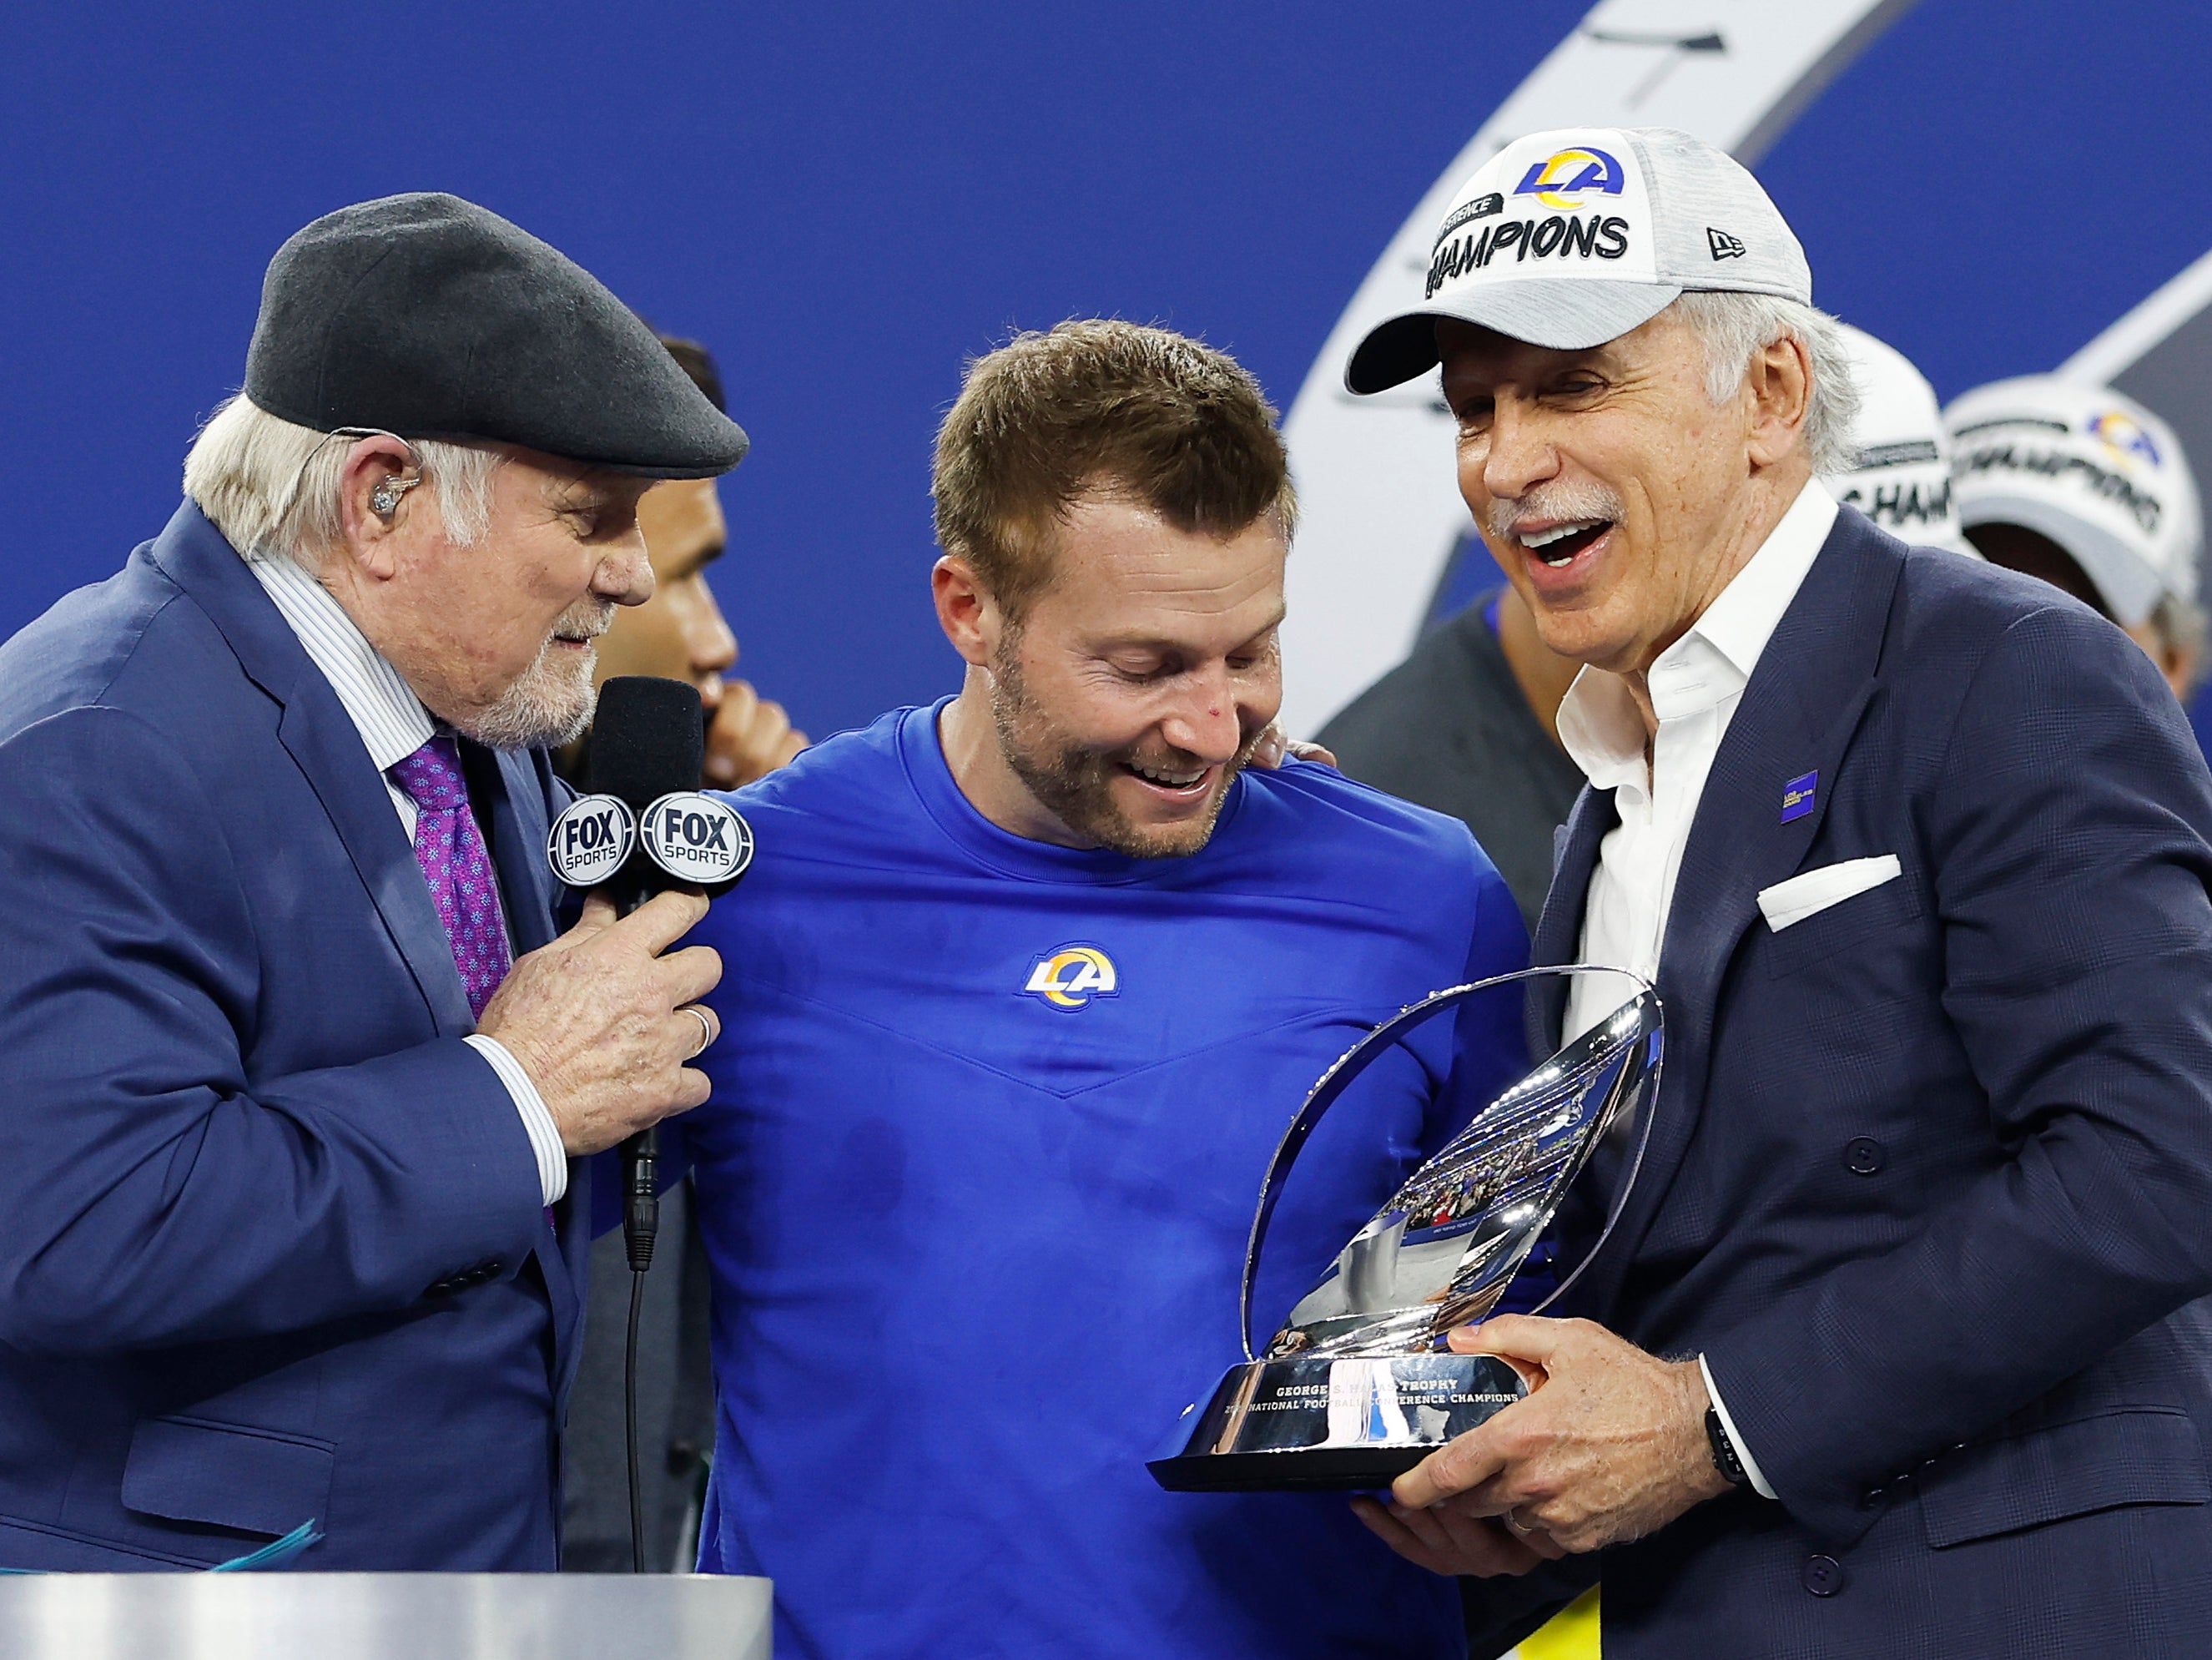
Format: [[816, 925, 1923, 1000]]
[[940, 488, 1287, 858], [338, 447, 657, 749], [1439, 305, 1808, 679]]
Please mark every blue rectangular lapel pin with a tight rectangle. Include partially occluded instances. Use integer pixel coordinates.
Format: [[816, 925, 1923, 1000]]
[[1780, 770, 1817, 825]]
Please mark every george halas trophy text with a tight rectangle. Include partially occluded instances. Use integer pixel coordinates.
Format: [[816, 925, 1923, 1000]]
[[1149, 966, 1661, 1492]]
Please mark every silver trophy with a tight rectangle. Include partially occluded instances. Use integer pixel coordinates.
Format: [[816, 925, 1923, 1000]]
[[1150, 966, 1661, 1492]]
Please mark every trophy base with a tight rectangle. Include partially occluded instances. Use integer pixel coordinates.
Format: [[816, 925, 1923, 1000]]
[[1147, 1352, 1525, 1493]]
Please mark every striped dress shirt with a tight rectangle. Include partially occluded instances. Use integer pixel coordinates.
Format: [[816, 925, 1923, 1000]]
[[247, 552, 569, 1204]]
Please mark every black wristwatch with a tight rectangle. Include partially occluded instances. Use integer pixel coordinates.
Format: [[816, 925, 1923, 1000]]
[[1705, 1405, 1750, 1487]]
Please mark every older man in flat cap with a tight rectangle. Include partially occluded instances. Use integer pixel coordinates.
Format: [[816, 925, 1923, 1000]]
[[1343, 129, 2212, 1655], [0, 192, 744, 1571]]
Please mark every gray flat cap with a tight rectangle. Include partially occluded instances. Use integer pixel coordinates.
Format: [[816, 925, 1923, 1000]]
[[244, 192, 748, 478]]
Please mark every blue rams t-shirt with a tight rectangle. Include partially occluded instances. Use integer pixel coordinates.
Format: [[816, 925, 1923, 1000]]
[[681, 702, 1529, 1659]]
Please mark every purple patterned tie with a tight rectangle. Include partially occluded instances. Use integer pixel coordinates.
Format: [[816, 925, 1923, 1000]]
[[391, 735, 512, 1021]]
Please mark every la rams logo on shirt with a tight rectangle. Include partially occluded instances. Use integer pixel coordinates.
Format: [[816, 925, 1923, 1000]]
[[1023, 944, 1119, 1012]]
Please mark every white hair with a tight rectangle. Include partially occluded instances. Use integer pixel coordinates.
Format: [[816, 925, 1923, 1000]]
[[1671, 290, 1862, 477], [182, 395, 505, 563]]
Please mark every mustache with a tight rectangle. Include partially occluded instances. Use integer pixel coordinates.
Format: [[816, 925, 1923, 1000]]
[[1484, 479, 1625, 543], [1110, 724, 1264, 777], [547, 603, 614, 644]]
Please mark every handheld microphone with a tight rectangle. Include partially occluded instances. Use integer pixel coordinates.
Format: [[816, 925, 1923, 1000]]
[[546, 674, 754, 1572], [583, 677, 706, 1279]]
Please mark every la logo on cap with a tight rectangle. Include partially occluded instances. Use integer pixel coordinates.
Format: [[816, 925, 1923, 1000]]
[[2089, 409, 2162, 470], [1512, 146, 1625, 209], [1349, 126, 1812, 396]]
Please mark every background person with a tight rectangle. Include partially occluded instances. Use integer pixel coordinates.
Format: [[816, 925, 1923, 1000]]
[[678, 320, 1529, 1657], [562, 331, 805, 1573], [1343, 126, 2212, 1656], [0, 193, 741, 1570], [1819, 322, 1972, 554], [1317, 560, 1582, 931], [572, 334, 809, 790], [1947, 375, 2204, 700]]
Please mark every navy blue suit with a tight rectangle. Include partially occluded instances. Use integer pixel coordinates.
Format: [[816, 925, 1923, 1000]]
[[0, 503, 589, 1570], [1485, 509, 2212, 1654]]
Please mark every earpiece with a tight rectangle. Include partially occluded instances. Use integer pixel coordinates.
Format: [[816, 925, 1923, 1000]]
[[370, 472, 422, 521]]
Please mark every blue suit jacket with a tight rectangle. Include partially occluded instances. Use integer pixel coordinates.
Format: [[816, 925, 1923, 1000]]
[[0, 503, 590, 1570], [1487, 509, 2212, 1654]]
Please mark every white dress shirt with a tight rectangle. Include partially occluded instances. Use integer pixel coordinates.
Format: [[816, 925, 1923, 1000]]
[[247, 552, 570, 1205], [1552, 478, 1840, 1501]]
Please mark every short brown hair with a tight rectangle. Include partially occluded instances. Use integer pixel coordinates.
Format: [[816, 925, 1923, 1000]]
[[932, 320, 1297, 618]]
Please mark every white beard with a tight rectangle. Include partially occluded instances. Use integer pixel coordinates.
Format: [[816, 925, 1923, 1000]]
[[451, 602, 607, 751]]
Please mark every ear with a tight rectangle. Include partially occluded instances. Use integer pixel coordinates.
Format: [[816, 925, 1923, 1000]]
[[2165, 647, 2197, 704], [334, 435, 423, 579], [2114, 612, 2194, 701], [1744, 330, 1815, 471], [931, 555, 1003, 669]]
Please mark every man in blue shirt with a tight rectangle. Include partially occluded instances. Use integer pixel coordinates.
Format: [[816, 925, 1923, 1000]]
[[682, 321, 1528, 1657]]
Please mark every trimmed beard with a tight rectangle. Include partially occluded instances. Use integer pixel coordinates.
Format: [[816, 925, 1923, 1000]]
[[986, 633, 1257, 860], [451, 601, 607, 752]]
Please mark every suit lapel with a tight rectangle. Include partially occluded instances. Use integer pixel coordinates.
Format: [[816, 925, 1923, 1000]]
[[149, 504, 472, 1036], [157, 502, 590, 1381], [1580, 516, 1906, 1318]]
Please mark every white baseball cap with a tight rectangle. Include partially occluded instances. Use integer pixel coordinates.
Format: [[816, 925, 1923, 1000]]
[[1346, 126, 1811, 395], [1945, 376, 2201, 625], [1821, 324, 1973, 556]]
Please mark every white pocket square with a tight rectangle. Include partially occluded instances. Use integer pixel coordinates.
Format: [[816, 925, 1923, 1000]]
[[1757, 855, 1902, 932]]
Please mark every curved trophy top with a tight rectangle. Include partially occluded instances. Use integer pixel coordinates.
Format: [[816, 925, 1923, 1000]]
[[1239, 966, 1662, 1361]]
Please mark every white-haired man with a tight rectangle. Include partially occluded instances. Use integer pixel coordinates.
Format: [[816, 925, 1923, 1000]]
[[1345, 128, 2212, 1655], [0, 193, 737, 1570], [1318, 320, 1961, 932]]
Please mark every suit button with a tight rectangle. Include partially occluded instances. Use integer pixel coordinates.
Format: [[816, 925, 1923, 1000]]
[[1844, 1137, 1886, 1176], [1802, 1554, 1845, 1597]]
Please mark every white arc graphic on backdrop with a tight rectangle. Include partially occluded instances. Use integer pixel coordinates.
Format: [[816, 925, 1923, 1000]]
[[1278, 0, 1916, 735], [2060, 245, 2212, 386]]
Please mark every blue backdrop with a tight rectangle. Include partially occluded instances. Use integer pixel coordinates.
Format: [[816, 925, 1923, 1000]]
[[4, 1, 2208, 739]]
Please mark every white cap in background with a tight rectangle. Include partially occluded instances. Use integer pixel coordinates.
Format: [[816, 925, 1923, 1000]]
[[1821, 324, 1973, 555], [1945, 376, 2200, 625], [1347, 125, 1810, 395]]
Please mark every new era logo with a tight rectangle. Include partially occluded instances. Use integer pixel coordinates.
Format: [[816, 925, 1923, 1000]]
[[1707, 227, 1746, 260]]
